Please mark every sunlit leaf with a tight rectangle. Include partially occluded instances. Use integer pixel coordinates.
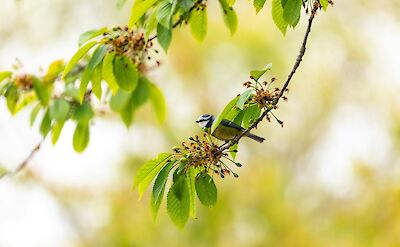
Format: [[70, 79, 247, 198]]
[[282, 0, 301, 27], [5, 84, 19, 114], [91, 65, 103, 100], [51, 121, 65, 145], [133, 153, 173, 199], [43, 60, 65, 83], [157, 0, 174, 28], [157, 23, 172, 53], [63, 41, 97, 78], [250, 63, 272, 81], [254, 0, 267, 13], [187, 166, 198, 218], [128, 0, 158, 28], [78, 27, 107, 46], [179, 0, 195, 11], [272, 0, 288, 35], [50, 99, 70, 122], [88, 45, 107, 71], [151, 160, 175, 220], [30, 103, 42, 126], [102, 52, 119, 94], [73, 123, 90, 152], [236, 89, 254, 110], [211, 96, 239, 134], [190, 8, 208, 42], [110, 89, 131, 112], [116, 0, 128, 9], [32, 77, 49, 106], [219, 0, 238, 35], [79, 66, 92, 103], [243, 104, 261, 128], [40, 109, 52, 137], [0, 71, 12, 84], [73, 102, 94, 125], [149, 82, 167, 123], [195, 173, 217, 207]]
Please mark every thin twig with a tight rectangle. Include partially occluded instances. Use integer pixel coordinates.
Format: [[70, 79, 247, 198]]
[[219, 3, 319, 152], [0, 140, 44, 179]]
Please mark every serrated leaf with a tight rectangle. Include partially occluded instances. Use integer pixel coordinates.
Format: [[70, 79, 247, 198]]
[[190, 8, 208, 42], [63, 41, 97, 78], [133, 153, 173, 199], [102, 52, 119, 94], [91, 65, 103, 100], [243, 104, 261, 128], [149, 82, 167, 123], [157, 23, 172, 53], [73, 123, 90, 152], [195, 173, 217, 207], [211, 96, 239, 134], [50, 99, 70, 122], [282, 0, 301, 27], [250, 63, 272, 81], [51, 121, 65, 145], [167, 174, 190, 228], [157, 0, 173, 28], [151, 160, 175, 220], [78, 27, 107, 46], [88, 45, 107, 71], [187, 166, 197, 218], [32, 77, 49, 106], [272, 0, 288, 35], [30, 103, 42, 126], [219, 0, 238, 35], [128, 0, 158, 27], [236, 89, 254, 110], [113, 55, 138, 91], [254, 0, 267, 13], [40, 109, 52, 137]]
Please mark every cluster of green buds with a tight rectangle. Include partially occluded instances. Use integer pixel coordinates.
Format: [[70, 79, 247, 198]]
[[172, 134, 241, 178]]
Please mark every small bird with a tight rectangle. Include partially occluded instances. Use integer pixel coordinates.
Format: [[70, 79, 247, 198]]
[[196, 114, 265, 143]]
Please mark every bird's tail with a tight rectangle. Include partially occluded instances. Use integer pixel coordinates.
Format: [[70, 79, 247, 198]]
[[245, 133, 265, 143]]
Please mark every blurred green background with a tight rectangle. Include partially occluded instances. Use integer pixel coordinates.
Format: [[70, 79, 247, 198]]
[[1, 0, 400, 246]]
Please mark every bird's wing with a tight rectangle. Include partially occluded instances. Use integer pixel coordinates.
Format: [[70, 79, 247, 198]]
[[220, 119, 245, 132]]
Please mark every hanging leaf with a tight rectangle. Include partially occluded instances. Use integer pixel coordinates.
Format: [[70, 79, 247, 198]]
[[167, 174, 190, 228], [133, 153, 173, 199], [102, 52, 119, 94], [156, 0, 174, 28], [211, 96, 239, 134], [219, 0, 238, 35], [63, 41, 97, 78], [272, 0, 288, 35], [91, 65, 103, 100], [157, 23, 172, 53], [39, 109, 52, 137], [0, 71, 12, 83], [51, 121, 65, 145], [113, 55, 138, 91], [30, 103, 42, 126], [5, 84, 19, 114], [250, 63, 272, 81], [49, 99, 70, 122], [79, 66, 92, 103], [110, 89, 131, 112], [151, 160, 175, 220], [195, 173, 217, 207], [32, 77, 49, 106], [282, 0, 301, 27], [149, 82, 167, 123], [187, 166, 198, 218], [254, 0, 267, 13], [73, 102, 94, 125], [73, 123, 90, 152], [78, 27, 107, 46], [43, 60, 65, 83], [190, 7, 208, 42], [88, 45, 108, 70]]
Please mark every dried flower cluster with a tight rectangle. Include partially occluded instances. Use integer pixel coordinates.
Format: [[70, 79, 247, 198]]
[[14, 74, 33, 90], [103, 26, 159, 72], [172, 134, 241, 178]]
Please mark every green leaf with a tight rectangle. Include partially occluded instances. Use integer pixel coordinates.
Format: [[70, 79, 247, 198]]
[[157, 23, 172, 53], [73, 123, 90, 152], [254, 0, 267, 13], [63, 41, 97, 78], [178, 0, 195, 11], [79, 66, 93, 103], [229, 143, 238, 160], [157, 0, 173, 28], [73, 102, 94, 125], [187, 166, 197, 218], [40, 109, 52, 137], [5, 84, 19, 114], [236, 89, 254, 110], [145, 9, 158, 38], [0, 71, 12, 83], [250, 63, 272, 81], [116, 0, 128, 9], [113, 55, 139, 91], [88, 45, 107, 70], [78, 27, 107, 47], [211, 96, 239, 134], [282, 0, 301, 27], [51, 121, 65, 145], [167, 174, 190, 228], [272, 0, 288, 35], [226, 0, 235, 6], [110, 89, 131, 112], [320, 0, 329, 11], [30, 103, 42, 126], [102, 52, 119, 94], [190, 8, 208, 42], [243, 104, 261, 128], [91, 65, 103, 100], [149, 82, 167, 123], [195, 173, 217, 207], [128, 0, 158, 28], [32, 77, 49, 106], [43, 60, 65, 83], [133, 153, 173, 199], [151, 160, 175, 220], [219, 0, 238, 35], [49, 99, 70, 122], [14, 92, 36, 113]]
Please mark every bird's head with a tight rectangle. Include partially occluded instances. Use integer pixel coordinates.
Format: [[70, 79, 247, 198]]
[[196, 114, 215, 129]]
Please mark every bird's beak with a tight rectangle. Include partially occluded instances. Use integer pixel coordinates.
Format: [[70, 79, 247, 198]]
[[195, 120, 200, 123]]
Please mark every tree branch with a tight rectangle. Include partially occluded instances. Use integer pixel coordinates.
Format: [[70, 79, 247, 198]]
[[219, 4, 319, 152], [0, 140, 43, 179]]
